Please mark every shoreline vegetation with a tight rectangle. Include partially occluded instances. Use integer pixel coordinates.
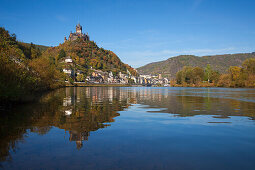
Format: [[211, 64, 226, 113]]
[[170, 59, 255, 88], [0, 27, 65, 104]]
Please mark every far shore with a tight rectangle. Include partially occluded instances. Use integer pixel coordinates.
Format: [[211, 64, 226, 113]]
[[65, 82, 255, 88]]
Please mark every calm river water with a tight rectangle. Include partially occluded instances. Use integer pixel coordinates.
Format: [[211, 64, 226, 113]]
[[1, 87, 255, 170]]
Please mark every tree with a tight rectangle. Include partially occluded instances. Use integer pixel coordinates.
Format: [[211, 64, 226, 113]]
[[217, 74, 231, 87], [182, 66, 193, 84], [205, 64, 212, 83], [58, 49, 66, 60], [192, 67, 204, 84], [29, 57, 64, 89], [229, 66, 241, 81], [242, 58, 255, 74], [76, 74, 85, 82], [176, 70, 183, 84], [176, 66, 204, 85], [30, 47, 41, 59], [210, 71, 220, 84]]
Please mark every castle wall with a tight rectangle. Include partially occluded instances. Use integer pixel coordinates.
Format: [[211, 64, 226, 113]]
[[66, 24, 90, 42]]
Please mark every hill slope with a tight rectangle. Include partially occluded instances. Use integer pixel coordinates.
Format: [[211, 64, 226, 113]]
[[19, 42, 49, 52], [0, 27, 64, 103], [43, 39, 137, 76], [137, 53, 255, 78]]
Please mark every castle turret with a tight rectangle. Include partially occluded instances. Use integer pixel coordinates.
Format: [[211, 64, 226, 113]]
[[76, 23, 82, 34]]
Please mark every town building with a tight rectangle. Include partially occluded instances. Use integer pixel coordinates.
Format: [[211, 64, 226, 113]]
[[65, 56, 73, 63]]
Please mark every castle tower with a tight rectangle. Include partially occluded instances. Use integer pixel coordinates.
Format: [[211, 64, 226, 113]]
[[67, 23, 90, 42], [76, 23, 82, 34]]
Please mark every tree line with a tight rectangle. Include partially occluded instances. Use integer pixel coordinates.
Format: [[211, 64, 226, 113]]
[[174, 59, 255, 87]]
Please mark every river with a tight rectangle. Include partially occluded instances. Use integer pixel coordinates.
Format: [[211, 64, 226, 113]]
[[1, 87, 255, 169]]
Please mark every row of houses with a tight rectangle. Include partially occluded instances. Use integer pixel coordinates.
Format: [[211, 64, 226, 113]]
[[86, 69, 132, 84], [86, 71, 170, 86], [61, 56, 169, 86]]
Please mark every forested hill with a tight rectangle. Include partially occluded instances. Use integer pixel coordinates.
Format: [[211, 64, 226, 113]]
[[43, 39, 137, 76], [0, 27, 137, 103], [0, 27, 64, 103], [137, 53, 255, 78]]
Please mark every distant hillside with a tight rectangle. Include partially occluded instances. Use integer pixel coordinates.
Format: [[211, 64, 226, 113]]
[[19, 42, 49, 52], [137, 53, 255, 78]]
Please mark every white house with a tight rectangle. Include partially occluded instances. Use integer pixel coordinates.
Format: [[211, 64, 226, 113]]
[[65, 56, 73, 63], [63, 68, 72, 74], [65, 109, 72, 116]]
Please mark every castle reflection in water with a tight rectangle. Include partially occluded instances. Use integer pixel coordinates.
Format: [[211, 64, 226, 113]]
[[1, 87, 255, 163], [61, 87, 134, 149]]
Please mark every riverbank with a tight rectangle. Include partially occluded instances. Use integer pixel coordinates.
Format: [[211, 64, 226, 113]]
[[0, 84, 142, 107], [67, 83, 131, 87], [67, 82, 167, 87], [171, 82, 215, 88], [170, 82, 255, 88]]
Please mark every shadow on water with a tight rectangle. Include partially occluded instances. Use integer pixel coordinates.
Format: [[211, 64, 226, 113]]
[[1, 87, 255, 169]]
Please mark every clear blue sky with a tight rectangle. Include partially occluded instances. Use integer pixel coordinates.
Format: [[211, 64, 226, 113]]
[[1, 0, 255, 68]]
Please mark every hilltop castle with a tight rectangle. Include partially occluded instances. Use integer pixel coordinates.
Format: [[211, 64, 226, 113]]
[[64, 23, 90, 42]]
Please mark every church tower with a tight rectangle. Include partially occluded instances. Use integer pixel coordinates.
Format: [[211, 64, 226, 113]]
[[76, 23, 82, 34]]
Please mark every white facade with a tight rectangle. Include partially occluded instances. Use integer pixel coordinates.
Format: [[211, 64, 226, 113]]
[[131, 76, 137, 83], [140, 75, 152, 79], [109, 71, 113, 78], [65, 109, 72, 116], [63, 69, 72, 74], [65, 58, 73, 63]]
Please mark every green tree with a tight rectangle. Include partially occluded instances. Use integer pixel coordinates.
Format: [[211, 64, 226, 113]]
[[182, 66, 193, 84], [192, 67, 204, 84], [205, 64, 212, 83], [58, 49, 66, 60], [176, 70, 182, 84]]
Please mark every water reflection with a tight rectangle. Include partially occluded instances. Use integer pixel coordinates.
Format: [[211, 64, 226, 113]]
[[1, 87, 255, 168], [0, 87, 131, 163], [134, 87, 255, 118]]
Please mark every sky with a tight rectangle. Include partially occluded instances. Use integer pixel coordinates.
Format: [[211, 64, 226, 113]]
[[1, 0, 255, 68]]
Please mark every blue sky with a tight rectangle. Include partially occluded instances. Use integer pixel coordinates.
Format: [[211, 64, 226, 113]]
[[1, 0, 255, 68]]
